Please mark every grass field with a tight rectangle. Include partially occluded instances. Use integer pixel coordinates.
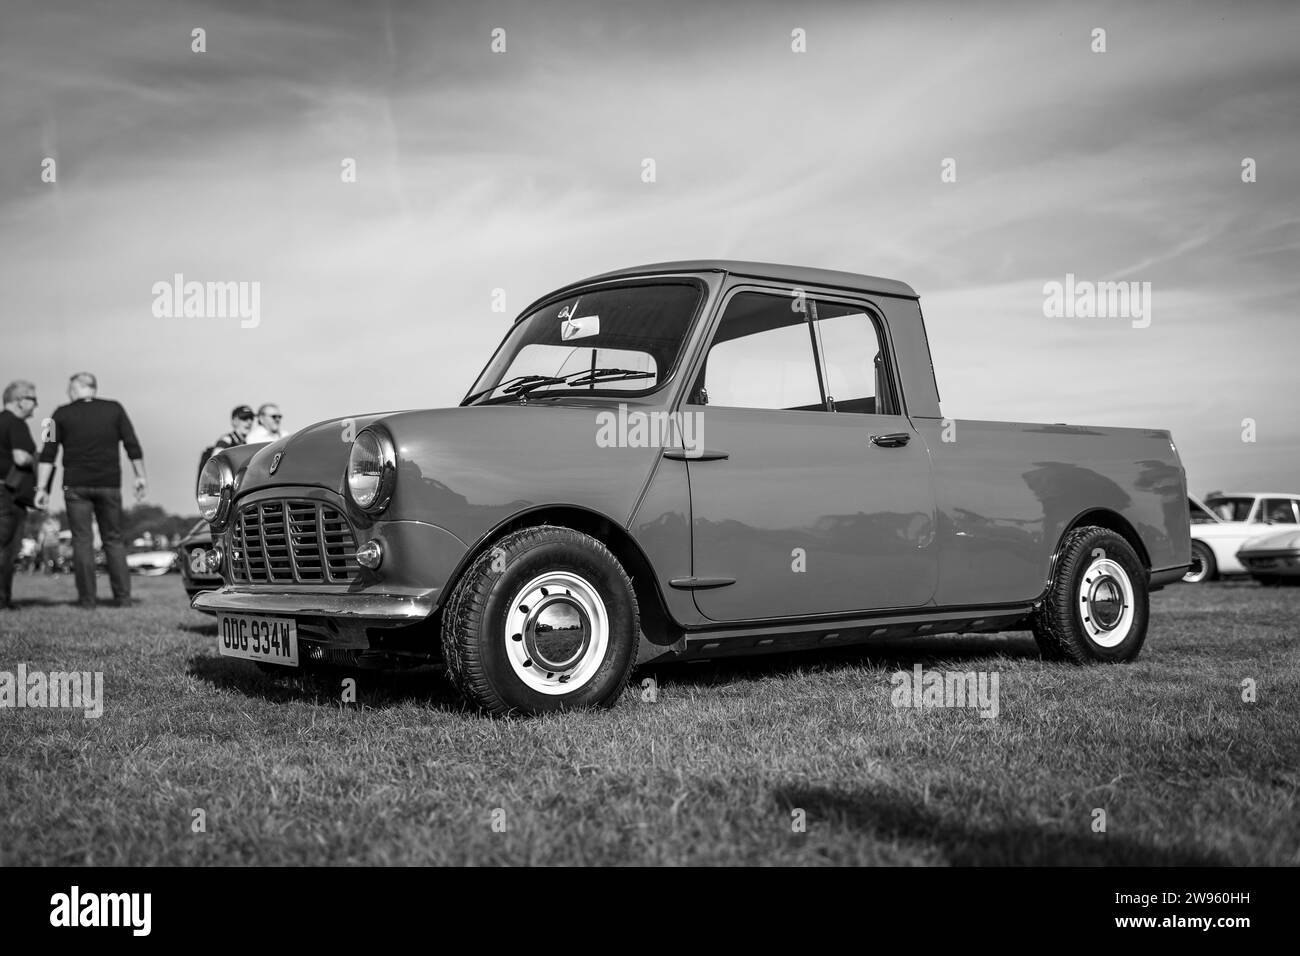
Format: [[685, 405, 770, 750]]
[[1, 573, 1297, 866]]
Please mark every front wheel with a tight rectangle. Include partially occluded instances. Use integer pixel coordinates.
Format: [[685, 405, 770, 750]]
[[1032, 526, 1149, 664], [441, 526, 639, 715], [1182, 541, 1216, 583]]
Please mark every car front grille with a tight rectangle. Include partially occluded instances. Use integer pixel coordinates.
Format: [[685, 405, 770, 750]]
[[230, 499, 359, 584]]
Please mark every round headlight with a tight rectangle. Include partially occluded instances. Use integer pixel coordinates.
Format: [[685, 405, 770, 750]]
[[196, 456, 234, 525], [347, 427, 396, 513]]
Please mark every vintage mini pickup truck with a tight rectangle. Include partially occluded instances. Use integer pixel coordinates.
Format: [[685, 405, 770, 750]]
[[195, 261, 1191, 714]]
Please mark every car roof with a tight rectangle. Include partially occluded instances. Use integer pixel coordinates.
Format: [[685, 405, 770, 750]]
[[558, 260, 919, 301]]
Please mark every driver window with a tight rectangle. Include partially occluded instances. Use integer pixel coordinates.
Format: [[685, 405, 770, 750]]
[[1263, 499, 1298, 523], [694, 293, 823, 410], [692, 291, 892, 413]]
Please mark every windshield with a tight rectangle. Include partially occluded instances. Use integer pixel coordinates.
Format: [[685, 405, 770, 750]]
[[465, 282, 702, 405], [1188, 498, 1219, 524], [1204, 496, 1254, 522]]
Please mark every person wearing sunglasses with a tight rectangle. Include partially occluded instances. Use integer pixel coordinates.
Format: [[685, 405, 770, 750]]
[[247, 403, 292, 445], [0, 380, 39, 610]]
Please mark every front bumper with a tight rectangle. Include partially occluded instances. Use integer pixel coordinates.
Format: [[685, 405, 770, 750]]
[[192, 586, 438, 622]]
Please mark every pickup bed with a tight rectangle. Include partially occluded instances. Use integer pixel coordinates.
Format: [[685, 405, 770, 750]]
[[195, 261, 1191, 714]]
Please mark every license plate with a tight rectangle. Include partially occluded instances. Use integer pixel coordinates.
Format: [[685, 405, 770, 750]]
[[218, 614, 298, 667]]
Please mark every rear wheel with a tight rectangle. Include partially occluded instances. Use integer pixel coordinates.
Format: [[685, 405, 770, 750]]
[[1182, 541, 1216, 583], [1032, 526, 1149, 664], [441, 526, 639, 715]]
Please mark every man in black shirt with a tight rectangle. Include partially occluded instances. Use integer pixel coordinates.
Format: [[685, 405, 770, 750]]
[[35, 373, 148, 608], [0, 380, 39, 610]]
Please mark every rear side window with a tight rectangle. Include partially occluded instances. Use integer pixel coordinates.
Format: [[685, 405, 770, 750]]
[[812, 306, 888, 414]]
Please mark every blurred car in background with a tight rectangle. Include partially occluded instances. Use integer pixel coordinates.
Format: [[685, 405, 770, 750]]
[[1236, 529, 1300, 586], [1186, 492, 1300, 582], [126, 548, 179, 576], [177, 520, 220, 610]]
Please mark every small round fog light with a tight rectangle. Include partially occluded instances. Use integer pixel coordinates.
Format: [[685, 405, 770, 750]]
[[356, 539, 383, 570], [204, 545, 224, 573]]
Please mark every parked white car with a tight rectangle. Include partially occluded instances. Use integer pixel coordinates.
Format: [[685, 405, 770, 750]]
[[126, 550, 179, 576], [1236, 529, 1300, 585], [1185, 492, 1300, 582]]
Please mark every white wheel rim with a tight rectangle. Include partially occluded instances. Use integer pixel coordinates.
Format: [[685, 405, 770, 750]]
[[1183, 549, 1207, 582], [503, 570, 609, 695], [1077, 556, 1135, 648]]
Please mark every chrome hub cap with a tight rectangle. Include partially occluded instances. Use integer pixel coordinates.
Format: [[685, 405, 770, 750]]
[[1078, 556, 1134, 647], [504, 571, 608, 694]]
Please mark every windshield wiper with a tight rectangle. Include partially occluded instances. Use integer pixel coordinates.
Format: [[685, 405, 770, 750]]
[[469, 368, 658, 405], [563, 368, 656, 389], [463, 374, 565, 406], [513, 368, 657, 399]]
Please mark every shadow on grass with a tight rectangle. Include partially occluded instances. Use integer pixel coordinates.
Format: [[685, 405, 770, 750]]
[[643, 632, 1043, 690], [5, 597, 73, 609], [186, 653, 477, 714], [773, 785, 1230, 866]]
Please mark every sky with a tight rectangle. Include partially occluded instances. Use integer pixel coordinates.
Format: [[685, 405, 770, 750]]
[[1, 0, 1297, 513]]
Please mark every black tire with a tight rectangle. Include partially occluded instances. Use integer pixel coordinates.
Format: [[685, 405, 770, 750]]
[[1182, 541, 1217, 583], [1254, 574, 1281, 587], [1032, 526, 1149, 664], [441, 525, 639, 715]]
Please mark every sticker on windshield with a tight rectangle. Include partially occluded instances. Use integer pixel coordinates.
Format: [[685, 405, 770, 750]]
[[561, 314, 600, 340]]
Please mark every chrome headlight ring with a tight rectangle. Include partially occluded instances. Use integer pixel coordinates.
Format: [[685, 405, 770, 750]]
[[346, 426, 397, 514]]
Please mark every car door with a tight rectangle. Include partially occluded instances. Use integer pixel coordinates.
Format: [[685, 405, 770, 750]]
[[680, 286, 938, 623]]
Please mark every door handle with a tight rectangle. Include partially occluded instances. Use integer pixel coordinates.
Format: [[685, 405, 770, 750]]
[[870, 432, 911, 448]]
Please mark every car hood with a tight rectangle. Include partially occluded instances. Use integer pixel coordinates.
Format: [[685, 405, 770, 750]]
[[237, 412, 396, 493], [233, 403, 670, 541], [1237, 529, 1300, 554]]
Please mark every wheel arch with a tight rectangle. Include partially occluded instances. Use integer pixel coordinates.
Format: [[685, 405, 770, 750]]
[[1043, 508, 1152, 597], [436, 504, 682, 645]]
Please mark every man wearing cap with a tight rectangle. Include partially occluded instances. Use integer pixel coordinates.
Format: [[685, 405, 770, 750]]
[[215, 405, 255, 451], [198, 405, 254, 478]]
